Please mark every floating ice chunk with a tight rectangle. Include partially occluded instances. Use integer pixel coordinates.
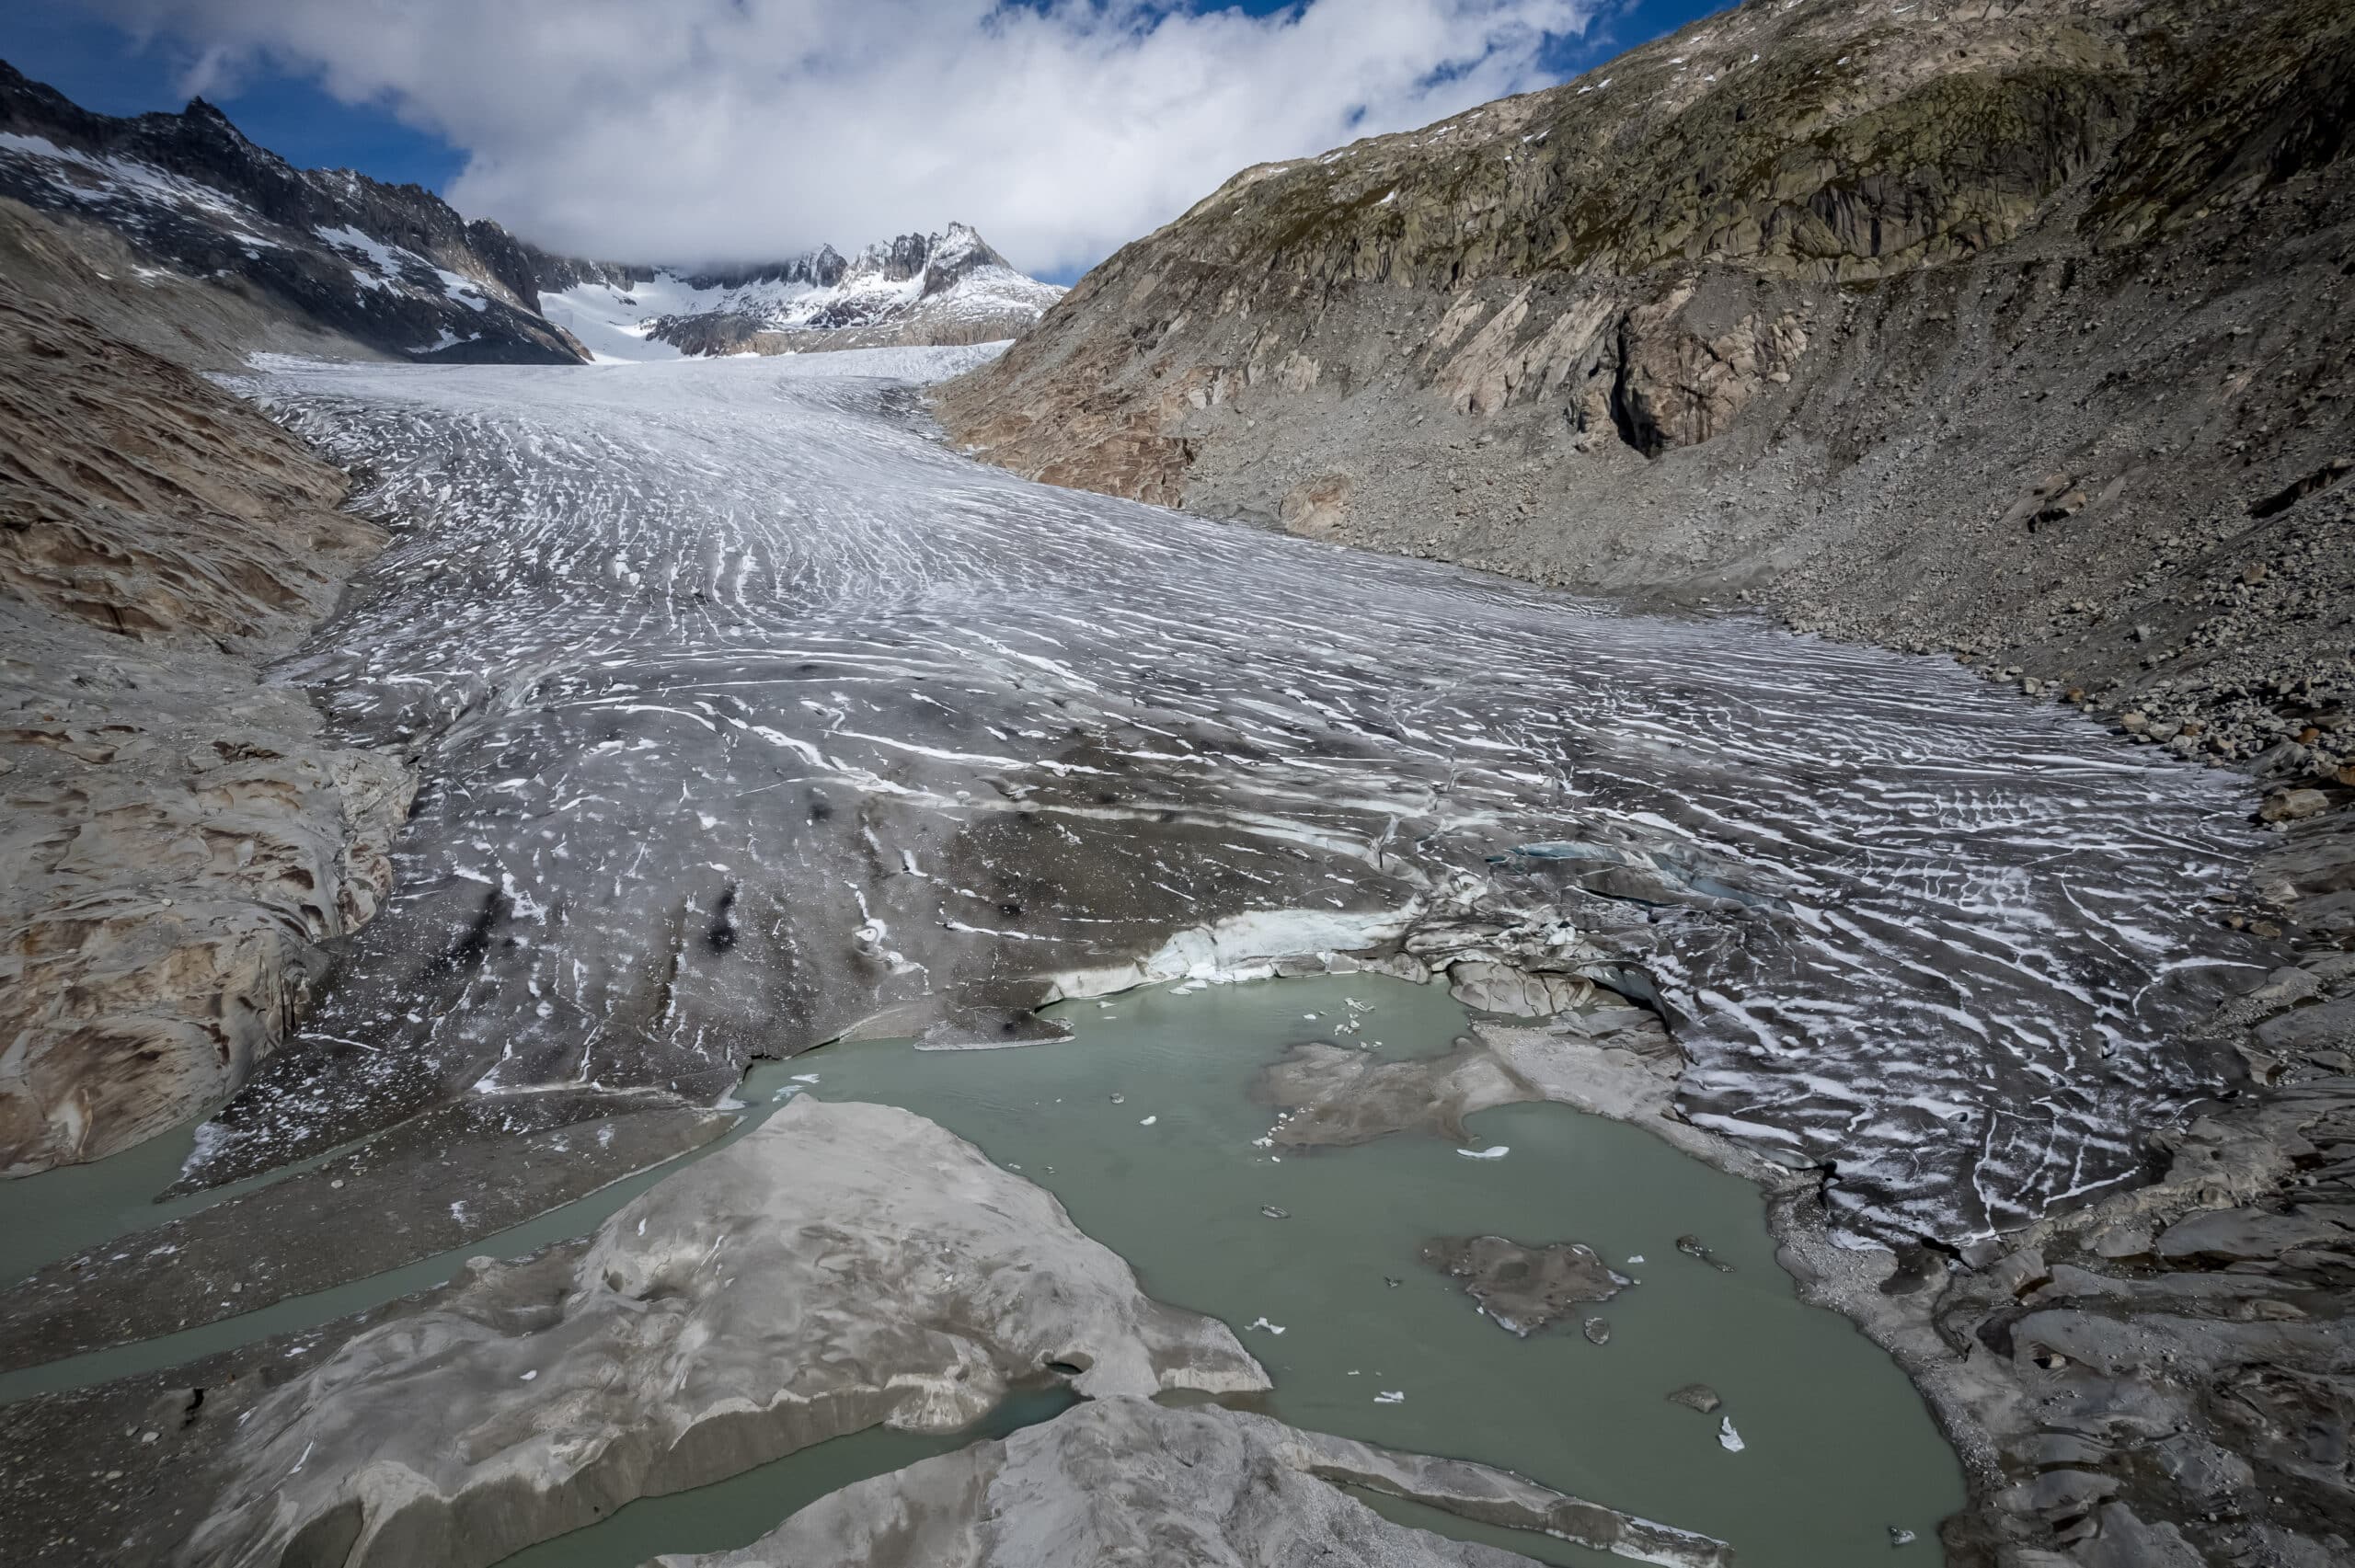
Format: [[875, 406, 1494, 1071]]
[[1627, 1254, 1647, 1265], [1890, 1528, 1917, 1547], [1374, 1391, 1406, 1404], [519, 1370, 538, 1382], [1246, 1316, 1287, 1335], [1717, 1417, 1745, 1452], [1457, 1145, 1511, 1160], [1140, 1116, 1158, 1126], [790, 1073, 821, 1084]]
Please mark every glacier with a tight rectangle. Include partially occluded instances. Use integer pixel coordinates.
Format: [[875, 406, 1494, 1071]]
[[196, 345, 2269, 1245]]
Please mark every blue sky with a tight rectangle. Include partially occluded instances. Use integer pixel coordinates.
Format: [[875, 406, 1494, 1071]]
[[0, 1, 1728, 267], [0, 4, 468, 189]]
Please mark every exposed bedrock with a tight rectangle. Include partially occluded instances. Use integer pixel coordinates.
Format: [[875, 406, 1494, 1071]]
[[0, 290, 412, 1174], [177, 1096, 1269, 1568], [657, 1395, 1733, 1568], [936, 0, 2355, 762]]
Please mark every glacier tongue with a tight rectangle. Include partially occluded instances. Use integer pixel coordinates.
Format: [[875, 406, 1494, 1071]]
[[201, 347, 2268, 1245]]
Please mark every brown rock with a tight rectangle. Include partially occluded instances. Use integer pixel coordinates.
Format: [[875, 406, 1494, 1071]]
[[1421, 1234, 1630, 1337], [0, 292, 412, 1173], [2260, 789, 2330, 824]]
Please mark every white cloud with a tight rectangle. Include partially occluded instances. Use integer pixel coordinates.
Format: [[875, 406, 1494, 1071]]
[[92, 0, 1597, 273]]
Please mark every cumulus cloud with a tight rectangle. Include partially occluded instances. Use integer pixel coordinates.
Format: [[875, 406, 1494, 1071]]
[[90, 0, 1598, 271]]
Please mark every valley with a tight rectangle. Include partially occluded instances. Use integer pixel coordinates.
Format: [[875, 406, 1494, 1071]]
[[4, 1, 2355, 1563]]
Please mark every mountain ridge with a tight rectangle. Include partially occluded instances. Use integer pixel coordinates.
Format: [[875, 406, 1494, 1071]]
[[0, 63, 1060, 364]]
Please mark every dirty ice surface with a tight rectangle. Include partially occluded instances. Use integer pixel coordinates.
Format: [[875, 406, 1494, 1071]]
[[208, 345, 2266, 1243]]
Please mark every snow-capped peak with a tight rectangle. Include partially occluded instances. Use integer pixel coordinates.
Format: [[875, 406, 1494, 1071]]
[[535, 223, 1063, 362]]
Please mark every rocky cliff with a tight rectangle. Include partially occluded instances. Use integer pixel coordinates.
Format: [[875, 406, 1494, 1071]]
[[938, 0, 2355, 776], [0, 280, 413, 1174]]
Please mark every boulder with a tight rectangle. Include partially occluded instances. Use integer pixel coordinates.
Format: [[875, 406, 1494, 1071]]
[[1420, 1234, 1631, 1337]]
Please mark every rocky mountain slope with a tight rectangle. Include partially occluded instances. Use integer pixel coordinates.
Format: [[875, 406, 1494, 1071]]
[[539, 223, 1063, 361], [938, 0, 2355, 782], [0, 61, 587, 363], [0, 284, 412, 1174]]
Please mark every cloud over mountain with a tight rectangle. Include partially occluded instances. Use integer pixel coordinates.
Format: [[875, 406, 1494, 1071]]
[[91, 0, 1597, 273]]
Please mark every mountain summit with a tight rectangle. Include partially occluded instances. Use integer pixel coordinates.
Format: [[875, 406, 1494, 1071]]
[[539, 223, 1063, 361]]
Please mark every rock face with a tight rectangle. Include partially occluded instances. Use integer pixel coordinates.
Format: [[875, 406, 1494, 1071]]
[[0, 61, 589, 363], [936, 0, 2355, 761], [0, 290, 411, 1173], [1421, 1235, 1631, 1338], [657, 1396, 1733, 1568], [181, 1097, 1270, 1568]]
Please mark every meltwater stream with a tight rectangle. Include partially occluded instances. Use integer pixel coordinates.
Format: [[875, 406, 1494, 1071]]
[[204, 346, 2270, 1246]]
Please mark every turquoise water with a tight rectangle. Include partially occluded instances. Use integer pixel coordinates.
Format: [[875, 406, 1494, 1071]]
[[3, 972, 1961, 1565], [513, 973, 1961, 1567]]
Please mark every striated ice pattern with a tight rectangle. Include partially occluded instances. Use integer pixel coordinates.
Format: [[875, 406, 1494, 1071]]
[[204, 347, 2269, 1243]]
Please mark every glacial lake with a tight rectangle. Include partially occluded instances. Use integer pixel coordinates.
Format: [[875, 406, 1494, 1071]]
[[500, 971, 1964, 1567]]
